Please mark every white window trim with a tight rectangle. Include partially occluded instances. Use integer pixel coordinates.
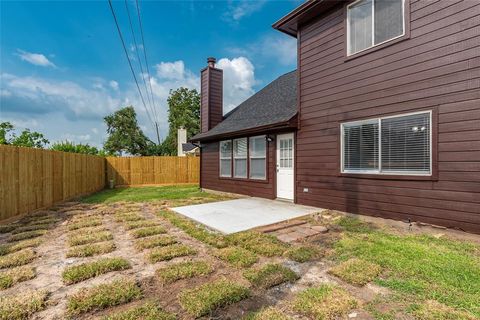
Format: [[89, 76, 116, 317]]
[[233, 138, 247, 178], [249, 135, 267, 180], [219, 140, 232, 178], [346, 0, 406, 56], [340, 110, 432, 176]]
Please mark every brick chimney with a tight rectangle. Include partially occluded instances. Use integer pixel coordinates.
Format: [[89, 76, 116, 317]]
[[200, 57, 223, 133]]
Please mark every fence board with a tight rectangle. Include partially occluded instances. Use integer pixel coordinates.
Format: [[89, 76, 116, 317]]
[[106, 156, 199, 187], [0, 145, 105, 222]]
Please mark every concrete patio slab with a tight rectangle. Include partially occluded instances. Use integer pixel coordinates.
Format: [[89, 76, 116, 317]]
[[171, 197, 321, 234]]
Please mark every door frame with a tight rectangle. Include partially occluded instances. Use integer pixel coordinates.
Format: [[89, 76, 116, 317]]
[[275, 132, 295, 201]]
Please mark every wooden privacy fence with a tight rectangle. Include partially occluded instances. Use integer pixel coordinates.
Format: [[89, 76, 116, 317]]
[[105, 156, 199, 186], [0, 145, 105, 221]]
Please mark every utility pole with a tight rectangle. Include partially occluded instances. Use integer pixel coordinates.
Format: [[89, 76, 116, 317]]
[[155, 122, 161, 145]]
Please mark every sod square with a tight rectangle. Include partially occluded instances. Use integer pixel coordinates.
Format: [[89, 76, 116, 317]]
[[8, 230, 46, 242], [179, 279, 250, 317], [0, 290, 48, 320], [0, 265, 36, 289], [291, 285, 357, 319], [245, 307, 292, 320], [328, 258, 382, 286], [214, 247, 258, 268], [115, 214, 144, 222], [66, 278, 142, 316], [124, 220, 160, 230], [102, 301, 176, 320], [11, 223, 52, 234], [62, 257, 131, 284], [68, 219, 103, 231], [66, 241, 116, 258], [134, 235, 177, 250], [412, 300, 477, 320], [284, 245, 322, 263], [0, 248, 36, 269], [156, 261, 212, 284], [0, 224, 19, 234], [0, 238, 42, 256], [130, 226, 167, 238], [243, 263, 299, 289], [147, 244, 196, 263], [226, 231, 288, 257], [68, 231, 113, 246]]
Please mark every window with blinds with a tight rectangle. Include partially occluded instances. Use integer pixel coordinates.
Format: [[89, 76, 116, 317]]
[[233, 138, 247, 178], [341, 111, 431, 175], [249, 135, 266, 180], [219, 140, 232, 177]]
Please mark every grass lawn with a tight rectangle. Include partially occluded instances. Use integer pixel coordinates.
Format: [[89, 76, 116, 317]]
[[81, 184, 230, 205]]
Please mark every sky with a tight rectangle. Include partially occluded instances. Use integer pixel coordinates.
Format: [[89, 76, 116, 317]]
[[0, 0, 300, 148]]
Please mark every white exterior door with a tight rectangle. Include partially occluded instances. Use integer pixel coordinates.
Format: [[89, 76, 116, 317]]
[[276, 133, 294, 200]]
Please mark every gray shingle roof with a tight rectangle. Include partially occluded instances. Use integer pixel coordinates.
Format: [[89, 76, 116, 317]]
[[182, 143, 198, 152], [191, 70, 297, 141]]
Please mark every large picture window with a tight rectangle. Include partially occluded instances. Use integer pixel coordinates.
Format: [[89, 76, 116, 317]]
[[233, 138, 247, 178], [249, 135, 266, 180], [219, 140, 232, 177], [347, 0, 405, 56], [341, 111, 431, 175]]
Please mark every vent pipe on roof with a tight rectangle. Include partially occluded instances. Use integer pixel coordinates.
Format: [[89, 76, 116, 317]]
[[207, 57, 216, 68]]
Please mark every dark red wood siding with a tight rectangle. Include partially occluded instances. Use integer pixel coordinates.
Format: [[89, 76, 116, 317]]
[[200, 67, 223, 133], [295, 0, 480, 232], [200, 139, 276, 199]]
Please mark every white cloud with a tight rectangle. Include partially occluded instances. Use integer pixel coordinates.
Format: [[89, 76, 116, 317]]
[[61, 133, 91, 141], [156, 61, 188, 80], [91, 128, 99, 134], [109, 80, 119, 90], [16, 49, 56, 67], [224, 0, 266, 22]]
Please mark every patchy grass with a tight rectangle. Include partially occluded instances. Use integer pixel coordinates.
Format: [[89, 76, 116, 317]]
[[134, 235, 177, 250], [124, 220, 160, 230], [62, 258, 131, 284], [412, 300, 477, 320], [102, 301, 176, 320], [0, 238, 42, 256], [0, 224, 18, 234], [284, 245, 322, 262], [67, 278, 142, 316], [292, 284, 357, 320], [130, 226, 166, 238], [66, 241, 116, 258], [68, 231, 113, 246], [159, 210, 228, 248], [147, 244, 196, 263], [115, 214, 144, 222], [244, 263, 299, 289], [334, 217, 480, 317], [82, 184, 226, 204], [0, 266, 36, 289], [8, 230, 46, 242], [68, 219, 102, 231], [0, 289, 48, 320], [214, 247, 258, 268], [11, 223, 52, 234], [227, 231, 288, 257], [329, 258, 382, 286], [156, 261, 212, 284], [0, 248, 36, 269], [245, 307, 292, 320], [179, 279, 250, 317]]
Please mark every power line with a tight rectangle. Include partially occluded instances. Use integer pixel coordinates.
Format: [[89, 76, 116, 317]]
[[134, 0, 161, 142], [107, 0, 155, 131], [123, 0, 155, 123]]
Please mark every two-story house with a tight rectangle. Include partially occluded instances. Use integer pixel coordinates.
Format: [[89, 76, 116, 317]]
[[191, 0, 480, 233]]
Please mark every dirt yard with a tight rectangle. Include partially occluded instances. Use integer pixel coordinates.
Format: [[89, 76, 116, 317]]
[[0, 186, 479, 320]]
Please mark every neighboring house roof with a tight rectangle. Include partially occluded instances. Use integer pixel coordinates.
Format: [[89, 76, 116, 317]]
[[192, 70, 297, 141], [182, 143, 198, 152]]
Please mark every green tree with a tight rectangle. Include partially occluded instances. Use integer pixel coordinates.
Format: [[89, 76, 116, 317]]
[[0, 122, 14, 144], [161, 87, 200, 155], [51, 140, 100, 155], [10, 129, 49, 148], [103, 106, 152, 156]]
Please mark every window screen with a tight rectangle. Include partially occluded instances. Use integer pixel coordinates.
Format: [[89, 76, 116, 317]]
[[347, 0, 404, 55], [343, 120, 379, 172], [342, 112, 431, 175], [381, 113, 430, 173], [233, 138, 247, 178], [249, 136, 266, 179], [219, 140, 232, 177]]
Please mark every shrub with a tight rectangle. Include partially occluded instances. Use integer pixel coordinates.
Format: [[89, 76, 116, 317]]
[[148, 244, 196, 263], [62, 258, 131, 284], [66, 278, 142, 316], [244, 264, 299, 289], [179, 279, 250, 317], [156, 261, 212, 284], [214, 247, 257, 268]]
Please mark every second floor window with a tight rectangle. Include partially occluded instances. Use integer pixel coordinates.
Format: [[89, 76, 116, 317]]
[[347, 0, 404, 56]]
